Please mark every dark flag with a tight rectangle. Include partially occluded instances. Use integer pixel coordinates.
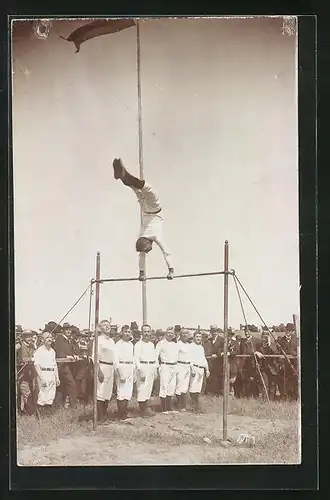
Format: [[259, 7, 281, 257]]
[[61, 19, 136, 53]]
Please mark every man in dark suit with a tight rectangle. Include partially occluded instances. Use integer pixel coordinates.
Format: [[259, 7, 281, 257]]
[[228, 332, 241, 397], [203, 325, 224, 395], [254, 332, 280, 400], [54, 323, 78, 408], [71, 327, 89, 404], [276, 330, 298, 400], [238, 332, 259, 398]]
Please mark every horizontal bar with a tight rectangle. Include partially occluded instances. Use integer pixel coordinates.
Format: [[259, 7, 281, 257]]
[[18, 357, 89, 365], [56, 357, 88, 363], [94, 270, 231, 283], [222, 354, 297, 359]]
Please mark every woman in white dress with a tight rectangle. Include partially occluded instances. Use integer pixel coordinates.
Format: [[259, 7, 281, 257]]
[[33, 331, 60, 417]]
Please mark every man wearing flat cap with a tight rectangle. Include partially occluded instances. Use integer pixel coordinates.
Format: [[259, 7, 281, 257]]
[[16, 329, 37, 415], [54, 323, 78, 408], [204, 325, 224, 396], [276, 329, 298, 401]]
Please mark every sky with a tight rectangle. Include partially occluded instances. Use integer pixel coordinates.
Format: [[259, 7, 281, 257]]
[[11, 17, 299, 331]]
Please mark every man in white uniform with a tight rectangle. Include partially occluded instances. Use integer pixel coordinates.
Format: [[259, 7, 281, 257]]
[[134, 324, 158, 417], [155, 327, 179, 414], [33, 331, 60, 417], [175, 329, 191, 412], [189, 331, 210, 413], [115, 325, 135, 420], [92, 319, 117, 422], [112, 158, 174, 280]]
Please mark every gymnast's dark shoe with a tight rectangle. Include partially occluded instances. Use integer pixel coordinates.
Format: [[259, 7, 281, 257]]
[[113, 158, 125, 179]]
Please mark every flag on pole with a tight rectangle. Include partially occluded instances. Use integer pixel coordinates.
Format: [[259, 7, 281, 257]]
[[61, 18, 136, 53]]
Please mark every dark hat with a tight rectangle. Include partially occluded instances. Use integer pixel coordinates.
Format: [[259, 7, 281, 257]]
[[174, 324, 181, 332], [63, 322, 71, 330], [210, 324, 219, 332], [44, 321, 62, 334], [131, 321, 139, 330], [21, 329, 34, 337]]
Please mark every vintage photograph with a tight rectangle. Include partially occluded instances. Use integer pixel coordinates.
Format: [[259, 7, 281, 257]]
[[12, 16, 300, 466]]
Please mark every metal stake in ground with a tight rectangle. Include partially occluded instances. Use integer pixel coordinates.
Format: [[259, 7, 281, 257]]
[[93, 252, 101, 430], [222, 240, 229, 441]]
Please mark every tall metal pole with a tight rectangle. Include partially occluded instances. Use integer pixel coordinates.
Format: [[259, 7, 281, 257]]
[[93, 252, 101, 430], [136, 19, 147, 325], [88, 279, 93, 331], [222, 240, 229, 441]]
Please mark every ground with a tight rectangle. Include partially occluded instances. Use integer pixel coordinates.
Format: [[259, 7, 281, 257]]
[[16, 395, 300, 466]]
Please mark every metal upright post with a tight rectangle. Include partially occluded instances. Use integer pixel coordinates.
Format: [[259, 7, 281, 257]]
[[136, 20, 147, 325], [93, 252, 101, 430], [88, 279, 93, 331], [222, 240, 229, 441]]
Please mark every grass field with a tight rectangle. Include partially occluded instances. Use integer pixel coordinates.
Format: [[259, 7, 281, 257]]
[[16, 395, 300, 466]]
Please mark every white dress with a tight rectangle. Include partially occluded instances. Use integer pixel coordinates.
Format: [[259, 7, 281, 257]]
[[92, 334, 116, 402], [33, 345, 58, 406], [175, 340, 192, 395], [134, 340, 158, 402], [189, 343, 208, 393], [115, 339, 135, 401], [155, 339, 179, 398]]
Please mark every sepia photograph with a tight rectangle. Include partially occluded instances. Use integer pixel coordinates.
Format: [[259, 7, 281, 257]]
[[11, 15, 300, 467]]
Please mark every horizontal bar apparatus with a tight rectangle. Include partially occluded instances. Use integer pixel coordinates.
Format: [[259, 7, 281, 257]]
[[93, 270, 232, 284], [233, 354, 297, 359]]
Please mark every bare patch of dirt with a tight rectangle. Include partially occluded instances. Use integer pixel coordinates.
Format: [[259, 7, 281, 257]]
[[17, 413, 294, 466]]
